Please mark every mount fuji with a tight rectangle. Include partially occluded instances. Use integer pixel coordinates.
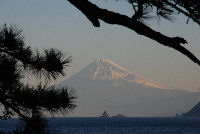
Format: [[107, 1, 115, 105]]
[[58, 59, 200, 117]]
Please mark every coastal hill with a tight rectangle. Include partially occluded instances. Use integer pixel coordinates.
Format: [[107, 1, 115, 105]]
[[182, 102, 200, 117]]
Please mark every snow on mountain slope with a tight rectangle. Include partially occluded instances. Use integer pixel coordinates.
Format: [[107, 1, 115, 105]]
[[62, 59, 170, 89]]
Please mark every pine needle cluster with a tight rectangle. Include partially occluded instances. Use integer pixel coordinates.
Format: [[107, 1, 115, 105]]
[[126, 0, 200, 24]]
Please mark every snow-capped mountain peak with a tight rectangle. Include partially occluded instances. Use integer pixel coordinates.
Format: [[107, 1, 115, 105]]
[[65, 59, 170, 89], [58, 59, 199, 117], [56, 59, 200, 117], [91, 59, 132, 80]]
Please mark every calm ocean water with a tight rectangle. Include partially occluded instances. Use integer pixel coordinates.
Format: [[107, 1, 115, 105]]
[[1, 117, 200, 134]]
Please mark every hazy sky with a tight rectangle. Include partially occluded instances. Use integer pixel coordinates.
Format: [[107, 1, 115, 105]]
[[1, 0, 200, 91]]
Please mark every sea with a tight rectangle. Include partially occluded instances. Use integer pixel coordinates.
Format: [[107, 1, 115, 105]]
[[1, 117, 200, 134]]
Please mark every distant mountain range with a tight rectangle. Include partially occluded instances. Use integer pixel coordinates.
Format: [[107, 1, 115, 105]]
[[58, 59, 200, 117]]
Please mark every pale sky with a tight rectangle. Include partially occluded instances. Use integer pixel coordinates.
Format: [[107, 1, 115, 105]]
[[1, 0, 200, 91]]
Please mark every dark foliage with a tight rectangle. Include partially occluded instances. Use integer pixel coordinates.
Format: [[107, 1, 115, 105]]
[[127, 0, 200, 24], [67, 0, 200, 66], [0, 24, 76, 133]]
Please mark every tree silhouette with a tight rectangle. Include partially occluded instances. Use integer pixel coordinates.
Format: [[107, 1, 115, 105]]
[[0, 24, 76, 133], [67, 0, 200, 65]]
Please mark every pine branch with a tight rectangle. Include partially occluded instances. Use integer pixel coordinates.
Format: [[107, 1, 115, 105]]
[[0, 99, 30, 121], [0, 25, 72, 80], [67, 0, 200, 66], [162, 0, 200, 25]]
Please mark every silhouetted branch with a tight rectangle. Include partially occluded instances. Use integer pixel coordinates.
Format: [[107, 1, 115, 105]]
[[0, 99, 29, 121], [68, 0, 200, 65]]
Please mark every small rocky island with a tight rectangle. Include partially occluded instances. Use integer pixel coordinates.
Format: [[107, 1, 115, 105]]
[[112, 114, 126, 118], [100, 111, 126, 117], [101, 111, 110, 117]]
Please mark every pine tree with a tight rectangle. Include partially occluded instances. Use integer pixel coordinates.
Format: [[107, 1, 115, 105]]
[[0, 24, 76, 134]]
